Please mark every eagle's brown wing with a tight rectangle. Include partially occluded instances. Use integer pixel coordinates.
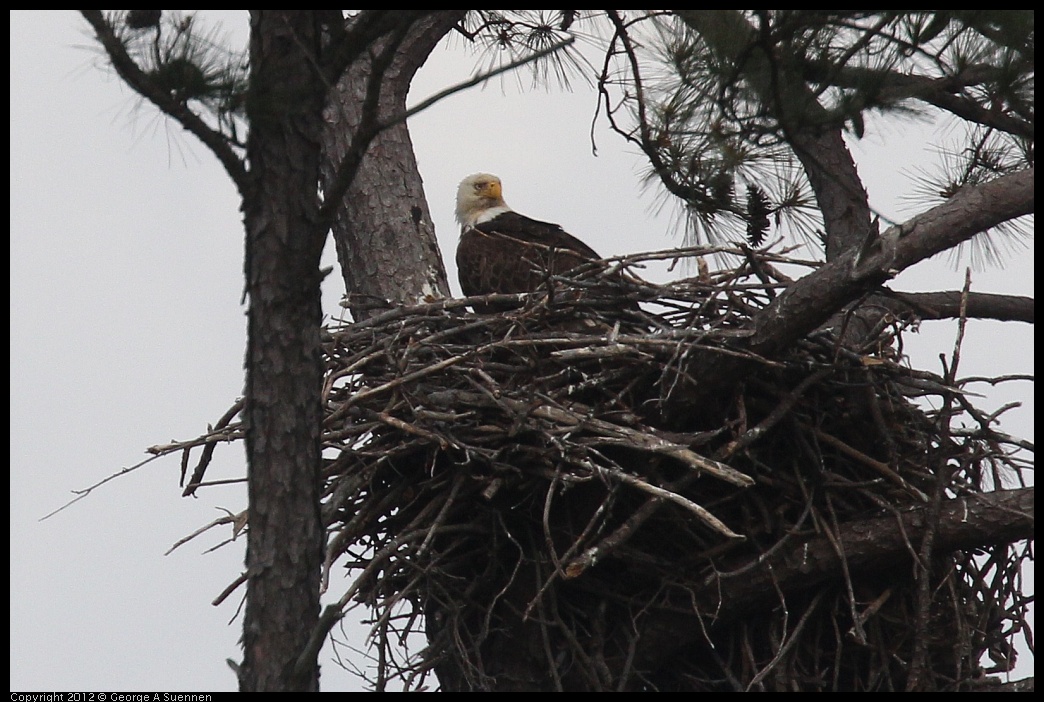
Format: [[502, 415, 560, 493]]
[[457, 212, 603, 312]]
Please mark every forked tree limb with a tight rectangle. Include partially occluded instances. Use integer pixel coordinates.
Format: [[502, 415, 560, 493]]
[[672, 168, 1034, 415]]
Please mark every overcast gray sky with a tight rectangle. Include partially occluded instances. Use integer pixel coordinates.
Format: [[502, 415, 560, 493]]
[[10, 11, 1033, 692]]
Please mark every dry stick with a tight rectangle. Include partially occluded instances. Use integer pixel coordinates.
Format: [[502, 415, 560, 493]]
[[705, 487, 818, 584], [746, 589, 828, 690], [565, 366, 828, 575], [308, 525, 435, 670], [823, 494, 868, 645], [213, 571, 248, 607], [182, 398, 246, 496], [375, 410, 452, 449], [908, 270, 976, 691], [330, 332, 597, 420], [526, 470, 620, 617], [541, 469, 566, 578], [594, 463, 743, 539], [525, 402, 753, 488], [720, 368, 833, 459], [810, 427, 929, 502], [40, 452, 166, 521], [146, 427, 245, 457], [165, 509, 244, 556]]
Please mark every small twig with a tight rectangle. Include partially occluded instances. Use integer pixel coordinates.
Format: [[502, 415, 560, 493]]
[[384, 37, 574, 129], [182, 398, 245, 496], [593, 463, 744, 540], [40, 452, 165, 521], [166, 508, 245, 555], [811, 427, 929, 502], [212, 571, 248, 607]]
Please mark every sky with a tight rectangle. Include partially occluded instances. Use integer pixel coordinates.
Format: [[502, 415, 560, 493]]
[[10, 11, 1033, 692]]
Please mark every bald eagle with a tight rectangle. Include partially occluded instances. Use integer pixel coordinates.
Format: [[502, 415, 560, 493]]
[[455, 173, 609, 313]]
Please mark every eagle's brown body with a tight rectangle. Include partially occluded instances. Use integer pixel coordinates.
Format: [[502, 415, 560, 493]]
[[455, 173, 605, 313]]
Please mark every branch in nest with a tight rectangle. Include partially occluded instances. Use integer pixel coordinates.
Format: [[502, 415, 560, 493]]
[[623, 487, 1034, 677], [592, 463, 744, 540]]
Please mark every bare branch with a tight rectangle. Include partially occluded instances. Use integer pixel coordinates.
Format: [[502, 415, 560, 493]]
[[319, 10, 439, 87], [79, 11, 250, 197], [383, 37, 575, 130], [890, 290, 1034, 324], [629, 487, 1034, 673], [750, 168, 1034, 355]]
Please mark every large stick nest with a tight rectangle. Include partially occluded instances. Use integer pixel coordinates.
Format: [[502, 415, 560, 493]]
[[180, 247, 1033, 691]]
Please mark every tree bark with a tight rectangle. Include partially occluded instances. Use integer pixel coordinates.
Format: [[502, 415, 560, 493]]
[[321, 12, 464, 320], [891, 290, 1035, 324], [240, 10, 327, 692]]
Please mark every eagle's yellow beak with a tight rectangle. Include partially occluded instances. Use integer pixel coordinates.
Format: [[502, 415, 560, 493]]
[[486, 180, 502, 200]]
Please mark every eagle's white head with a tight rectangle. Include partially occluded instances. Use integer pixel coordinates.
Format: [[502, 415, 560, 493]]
[[455, 172, 512, 228]]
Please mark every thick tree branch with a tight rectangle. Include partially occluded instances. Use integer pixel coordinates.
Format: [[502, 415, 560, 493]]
[[79, 10, 250, 198], [668, 168, 1034, 415], [750, 168, 1034, 354], [317, 22, 413, 233], [630, 486, 1034, 675], [318, 15, 571, 233], [319, 10, 438, 88], [320, 12, 465, 319], [730, 487, 1032, 616], [890, 290, 1034, 324], [802, 61, 1035, 140]]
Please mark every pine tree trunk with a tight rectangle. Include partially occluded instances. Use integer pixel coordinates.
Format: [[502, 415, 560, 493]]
[[321, 13, 463, 319], [239, 10, 327, 692]]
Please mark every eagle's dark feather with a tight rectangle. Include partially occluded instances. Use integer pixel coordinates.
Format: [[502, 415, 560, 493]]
[[457, 211, 602, 312], [454, 173, 625, 314]]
